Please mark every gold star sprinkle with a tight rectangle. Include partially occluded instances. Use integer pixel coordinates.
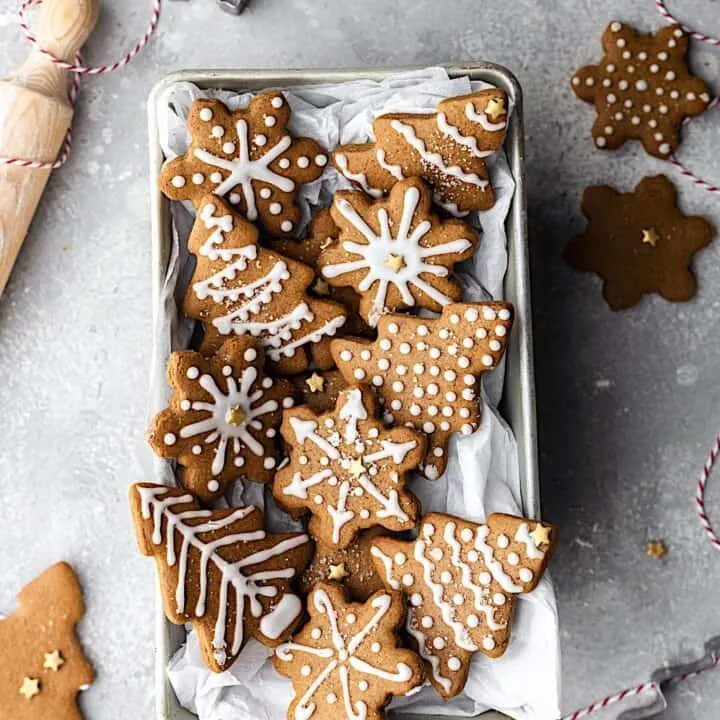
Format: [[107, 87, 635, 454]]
[[485, 97, 507, 121], [385, 253, 405, 273], [312, 278, 331, 296], [225, 406, 246, 426], [43, 650, 65, 672], [646, 540, 668, 559], [349, 459, 367, 477], [641, 228, 659, 247], [305, 373, 325, 393], [19, 677, 40, 700], [529, 524, 552, 548], [328, 563, 349, 581]]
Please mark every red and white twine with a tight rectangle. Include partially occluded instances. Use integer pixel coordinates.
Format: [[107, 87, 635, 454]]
[[0, 0, 162, 170], [696, 434, 720, 552], [655, 0, 720, 46]]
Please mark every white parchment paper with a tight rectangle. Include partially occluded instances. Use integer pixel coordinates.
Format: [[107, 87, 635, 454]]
[[151, 67, 560, 720]]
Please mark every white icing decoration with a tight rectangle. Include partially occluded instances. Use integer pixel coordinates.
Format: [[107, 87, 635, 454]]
[[436, 112, 494, 158], [390, 120, 490, 190], [514, 523, 545, 560], [335, 153, 383, 198], [464, 102, 507, 132], [137, 486, 307, 662], [276, 590, 414, 720], [370, 547, 400, 589], [405, 613, 451, 693], [193, 119, 295, 221], [375, 149, 405, 180], [474, 526, 522, 593], [323, 186, 472, 326]]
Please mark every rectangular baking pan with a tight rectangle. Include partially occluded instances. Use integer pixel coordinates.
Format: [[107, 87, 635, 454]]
[[147, 63, 534, 720]]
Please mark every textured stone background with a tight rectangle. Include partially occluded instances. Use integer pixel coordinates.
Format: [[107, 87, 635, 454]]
[[0, 0, 719, 718]]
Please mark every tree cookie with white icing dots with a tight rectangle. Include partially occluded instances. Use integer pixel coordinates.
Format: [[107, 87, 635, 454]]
[[185, 196, 347, 374], [370, 512, 556, 699], [318, 177, 480, 328], [331, 302, 513, 480], [332, 89, 509, 215], [571, 22, 711, 158], [130, 484, 312, 673], [147, 336, 293, 502], [272, 385, 425, 548], [274, 582, 424, 720], [159, 91, 328, 237]]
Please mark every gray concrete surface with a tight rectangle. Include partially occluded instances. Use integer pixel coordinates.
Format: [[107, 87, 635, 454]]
[[0, 0, 719, 718]]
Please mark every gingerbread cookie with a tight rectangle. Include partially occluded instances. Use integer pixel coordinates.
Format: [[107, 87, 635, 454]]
[[272, 385, 424, 548], [159, 92, 328, 237], [331, 302, 513, 480], [291, 369, 349, 415], [371, 512, 555, 698], [298, 527, 387, 602], [318, 178, 480, 327], [185, 196, 347, 374], [0, 562, 94, 719], [571, 22, 711, 158], [274, 583, 424, 719], [564, 175, 714, 310], [147, 336, 292, 502], [130, 483, 312, 672], [333, 89, 508, 215]]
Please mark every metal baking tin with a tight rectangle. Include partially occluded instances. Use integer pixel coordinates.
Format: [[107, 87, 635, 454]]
[[147, 63, 535, 720]]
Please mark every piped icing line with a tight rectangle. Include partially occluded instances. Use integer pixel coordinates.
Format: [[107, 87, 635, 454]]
[[179, 366, 278, 475], [464, 103, 507, 132], [432, 193, 470, 218], [327, 480, 355, 544], [335, 153, 383, 198], [436, 112, 494, 159], [364, 439, 418, 464], [289, 417, 341, 459], [474, 526, 522, 593], [376, 148, 405, 180], [275, 589, 412, 720], [514, 523, 545, 560], [193, 120, 294, 221], [323, 185, 472, 325], [389, 120, 490, 190], [370, 546, 400, 590], [138, 486, 308, 662], [414, 539, 478, 652], [405, 613, 452, 693], [443, 522, 505, 632]]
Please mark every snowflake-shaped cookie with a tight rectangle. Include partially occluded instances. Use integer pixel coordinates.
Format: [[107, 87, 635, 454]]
[[272, 385, 424, 548], [371, 512, 555, 698], [274, 583, 424, 720], [318, 178, 479, 327], [159, 91, 328, 237], [148, 336, 293, 501], [564, 175, 714, 310], [331, 303, 513, 480], [131, 484, 312, 672], [571, 22, 711, 158]]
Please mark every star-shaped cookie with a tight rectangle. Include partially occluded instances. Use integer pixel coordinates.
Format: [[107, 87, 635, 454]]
[[564, 175, 714, 310], [331, 303, 513, 480], [159, 92, 328, 236], [571, 22, 711, 158], [371, 512, 556, 698], [147, 337, 293, 501], [318, 178, 480, 327], [272, 385, 424, 548], [274, 583, 424, 720]]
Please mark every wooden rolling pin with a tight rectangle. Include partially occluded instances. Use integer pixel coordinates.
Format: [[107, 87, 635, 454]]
[[0, 0, 98, 296]]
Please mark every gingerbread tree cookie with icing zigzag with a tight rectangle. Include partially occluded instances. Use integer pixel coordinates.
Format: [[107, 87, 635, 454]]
[[332, 89, 509, 215]]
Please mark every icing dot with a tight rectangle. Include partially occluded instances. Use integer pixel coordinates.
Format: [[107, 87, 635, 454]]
[[300, 665, 311, 677], [222, 142, 235, 154], [572, 77, 580, 86], [427, 384, 439, 396], [429, 548, 443, 561], [360, 509, 370, 519], [665, 70, 676, 81], [421, 615, 433, 629], [211, 125, 224, 138], [390, 400, 402, 411], [313, 495, 323, 505], [340, 350, 353, 361], [399, 342, 411, 354], [186, 366, 200, 379], [171, 175, 186, 188], [259, 188, 272, 199], [467, 614, 479, 628], [432, 447, 443, 458], [616, 38, 626, 47], [453, 593, 464, 605], [410, 404, 422, 417], [507, 552, 520, 566], [326, 693, 337, 704], [253, 134, 268, 147], [497, 534, 509, 548], [448, 657, 462, 671], [378, 358, 390, 370], [394, 552, 407, 565], [402, 573, 415, 587], [464, 375, 475, 385], [271, 96, 284, 108], [468, 550, 479, 562], [208, 480, 220, 492], [264, 458, 276, 470], [163, 433, 177, 446], [460, 528, 473, 542], [283, 397, 294, 408], [192, 444, 202, 455], [379, 339, 392, 351], [297, 156, 310, 168], [650, 64, 659, 73], [440, 571, 452, 584], [450, 313, 460, 324], [493, 593, 506, 606], [659, 143, 670, 155], [244, 348, 257, 362], [635, 80, 648, 91], [481, 355, 494, 367], [618, 80, 628, 91], [482, 637, 496, 651], [433, 637, 446, 650], [413, 363, 425, 375], [410, 593, 423, 606], [638, 51, 647, 60], [631, 116, 640, 125], [489, 340, 501, 351], [199, 107, 213, 121], [388, 322, 399, 334], [346, 613, 357, 624], [278, 158, 291, 169], [457, 356, 470, 369], [648, 119, 658, 128], [180, 399, 192, 410], [372, 375, 383, 386], [610, 21, 621, 32], [585, 77, 594, 86], [210, 172, 223, 184], [624, 99, 633, 108], [659, 105, 668, 114], [315, 154, 328, 166], [687, 92, 696, 100], [392, 381, 404, 392], [264, 115, 276, 127], [371, 642, 381, 653], [281, 221, 293, 232], [479, 572, 491, 586], [427, 405, 438, 416], [229, 193, 241, 204], [444, 370, 456, 381], [269, 202, 283, 215], [358, 680, 369, 692], [192, 173, 204, 185]]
